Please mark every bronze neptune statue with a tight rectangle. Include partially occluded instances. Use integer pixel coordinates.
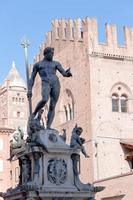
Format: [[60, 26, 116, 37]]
[[27, 47, 72, 129]]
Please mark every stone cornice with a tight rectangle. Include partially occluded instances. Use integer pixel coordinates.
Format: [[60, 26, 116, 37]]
[[89, 51, 133, 61], [94, 171, 133, 183], [0, 127, 15, 135]]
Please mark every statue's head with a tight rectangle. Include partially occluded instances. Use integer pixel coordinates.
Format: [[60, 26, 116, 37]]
[[76, 127, 83, 135], [13, 133, 19, 141], [18, 126, 24, 139], [43, 47, 54, 61]]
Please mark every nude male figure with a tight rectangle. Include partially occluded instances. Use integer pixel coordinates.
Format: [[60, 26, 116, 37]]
[[27, 47, 72, 129]]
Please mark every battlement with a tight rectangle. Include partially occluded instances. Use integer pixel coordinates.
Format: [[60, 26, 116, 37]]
[[45, 18, 84, 44], [37, 17, 133, 60]]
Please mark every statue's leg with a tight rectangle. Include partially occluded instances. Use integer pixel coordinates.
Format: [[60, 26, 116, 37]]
[[47, 81, 60, 129], [81, 146, 89, 157], [33, 81, 50, 117]]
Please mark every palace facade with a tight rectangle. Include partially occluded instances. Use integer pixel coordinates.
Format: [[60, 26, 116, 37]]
[[31, 18, 133, 200]]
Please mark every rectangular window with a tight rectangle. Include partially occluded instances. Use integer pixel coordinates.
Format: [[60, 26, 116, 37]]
[[112, 99, 119, 112], [121, 99, 127, 112], [17, 111, 20, 118], [10, 170, 12, 180]]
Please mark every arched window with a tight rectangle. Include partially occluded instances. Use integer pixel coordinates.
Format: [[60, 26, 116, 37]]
[[66, 89, 74, 120], [60, 89, 75, 123], [68, 104, 72, 120], [112, 93, 119, 112], [64, 106, 68, 122], [111, 83, 130, 113], [121, 94, 128, 113]]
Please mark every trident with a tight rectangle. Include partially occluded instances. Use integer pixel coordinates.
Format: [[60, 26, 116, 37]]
[[21, 37, 32, 117]]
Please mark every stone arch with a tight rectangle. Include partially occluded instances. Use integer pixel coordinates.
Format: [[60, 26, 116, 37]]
[[110, 82, 132, 113], [110, 82, 132, 96], [60, 89, 75, 124]]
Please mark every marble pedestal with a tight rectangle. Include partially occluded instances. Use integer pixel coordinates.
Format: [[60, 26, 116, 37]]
[[1, 129, 103, 200]]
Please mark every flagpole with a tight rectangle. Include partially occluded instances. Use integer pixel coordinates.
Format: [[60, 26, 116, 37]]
[[21, 37, 32, 116]]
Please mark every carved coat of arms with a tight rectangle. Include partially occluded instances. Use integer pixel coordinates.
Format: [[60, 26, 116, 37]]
[[47, 158, 67, 185]]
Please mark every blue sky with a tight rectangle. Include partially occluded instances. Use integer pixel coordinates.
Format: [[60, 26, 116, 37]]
[[0, 0, 133, 83]]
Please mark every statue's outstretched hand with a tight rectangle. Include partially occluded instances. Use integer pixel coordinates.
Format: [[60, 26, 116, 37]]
[[66, 68, 72, 77], [27, 90, 32, 100], [80, 138, 85, 144]]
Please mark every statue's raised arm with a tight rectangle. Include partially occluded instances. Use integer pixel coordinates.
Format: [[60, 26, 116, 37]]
[[56, 62, 72, 77]]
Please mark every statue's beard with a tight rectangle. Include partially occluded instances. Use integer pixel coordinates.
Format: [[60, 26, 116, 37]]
[[45, 54, 53, 61]]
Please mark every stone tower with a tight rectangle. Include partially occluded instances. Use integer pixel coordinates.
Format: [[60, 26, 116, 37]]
[[0, 62, 28, 199], [31, 18, 133, 199], [0, 61, 28, 132]]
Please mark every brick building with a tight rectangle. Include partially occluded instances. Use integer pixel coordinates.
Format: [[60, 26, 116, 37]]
[[0, 61, 28, 198], [0, 17, 133, 200], [31, 18, 133, 200]]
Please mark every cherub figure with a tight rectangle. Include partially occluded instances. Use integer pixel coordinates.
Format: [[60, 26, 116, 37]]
[[70, 124, 89, 158], [10, 127, 25, 150]]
